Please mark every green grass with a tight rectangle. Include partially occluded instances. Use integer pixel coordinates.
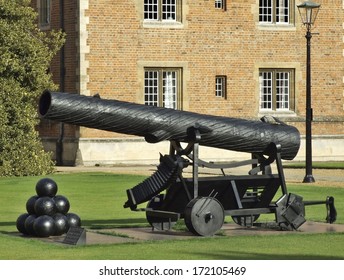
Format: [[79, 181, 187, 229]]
[[0, 231, 343, 260], [284, 161, 344, 169], [0, 172, 343, 260]]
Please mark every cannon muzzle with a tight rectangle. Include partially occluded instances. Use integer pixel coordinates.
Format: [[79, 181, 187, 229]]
[[39, 90, 300, 160]]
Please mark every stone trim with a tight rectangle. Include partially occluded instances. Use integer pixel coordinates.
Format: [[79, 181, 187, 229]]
[[77, 0, 90, 96]]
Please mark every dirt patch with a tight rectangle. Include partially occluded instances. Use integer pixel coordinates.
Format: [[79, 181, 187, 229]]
[[93, 221, 344, 242]]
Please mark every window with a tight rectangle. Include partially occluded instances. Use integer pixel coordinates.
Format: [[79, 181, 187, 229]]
[[38, 0, 51, 28], [259, 0, 293, 24], [259, 69, 295, 111], [215, 0, 226, 10], [144, 68, 182, 109], [144, 0, 182, 22], [215, 76, 227, 98]]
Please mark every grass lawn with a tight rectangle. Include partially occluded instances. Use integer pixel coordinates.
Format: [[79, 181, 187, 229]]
[[284, 161, 344, 169], [0, 172, 343, 260]]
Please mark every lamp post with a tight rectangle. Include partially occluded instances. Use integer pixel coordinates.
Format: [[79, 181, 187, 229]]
[[297, 1, 320, 183]]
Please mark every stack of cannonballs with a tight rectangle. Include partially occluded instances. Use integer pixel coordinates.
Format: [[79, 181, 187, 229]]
[[16, 178, 81, 238]]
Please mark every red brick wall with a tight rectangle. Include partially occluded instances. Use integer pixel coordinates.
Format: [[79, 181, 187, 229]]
[[83, 1, 343, 137], [36, 0, 344, 147]]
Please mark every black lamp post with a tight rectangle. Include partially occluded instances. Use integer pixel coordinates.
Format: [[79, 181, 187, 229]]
[[297, 1, 321, 183]]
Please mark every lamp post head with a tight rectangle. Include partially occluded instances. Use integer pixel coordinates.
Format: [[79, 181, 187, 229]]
[[297, 1, 321, 27]]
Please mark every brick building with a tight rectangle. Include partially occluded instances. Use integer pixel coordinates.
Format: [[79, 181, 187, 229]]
[[34, 0, 344, 166]]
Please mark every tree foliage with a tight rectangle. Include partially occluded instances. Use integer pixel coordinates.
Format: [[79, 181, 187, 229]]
[[0, 0, 65, 176]]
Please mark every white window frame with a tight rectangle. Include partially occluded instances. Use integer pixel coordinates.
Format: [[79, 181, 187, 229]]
[[259, 69, 295, 112], [144, 68, 182, 109], [259, 0, 293, 25], [144, 0, 182, 22], [215, 0, 227, 10], [215, 76, 227, 98]]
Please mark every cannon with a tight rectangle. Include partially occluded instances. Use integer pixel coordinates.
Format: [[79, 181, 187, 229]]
[[39, 90, 337, 236]]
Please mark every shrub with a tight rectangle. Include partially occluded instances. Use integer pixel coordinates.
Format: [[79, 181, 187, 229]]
[[0, 0, 65, 176]]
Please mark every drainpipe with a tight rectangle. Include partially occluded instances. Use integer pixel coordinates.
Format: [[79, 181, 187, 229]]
[[56, 0, 65, 166]]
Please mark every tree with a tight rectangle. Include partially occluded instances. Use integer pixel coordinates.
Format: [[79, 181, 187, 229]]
[[0, 0, 65, 176]]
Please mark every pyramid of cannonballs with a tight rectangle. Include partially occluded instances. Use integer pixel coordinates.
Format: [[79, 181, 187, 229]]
[[16, 178, 81, 238]]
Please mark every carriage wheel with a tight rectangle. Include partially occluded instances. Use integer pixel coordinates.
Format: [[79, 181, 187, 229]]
[[184, 197, 225, 236]]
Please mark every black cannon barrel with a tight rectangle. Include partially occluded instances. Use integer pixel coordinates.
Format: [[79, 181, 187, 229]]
[[39, 91, 300, 160]]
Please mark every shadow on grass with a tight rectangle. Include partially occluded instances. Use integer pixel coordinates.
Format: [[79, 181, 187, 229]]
[[0, 218, 149, 232], [189, 250, 344, 260], [77, 218, 149, 229], [0, 221, 15, 227]]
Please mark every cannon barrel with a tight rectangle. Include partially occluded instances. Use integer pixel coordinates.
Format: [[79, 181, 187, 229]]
[[39, 90, 300, 160]]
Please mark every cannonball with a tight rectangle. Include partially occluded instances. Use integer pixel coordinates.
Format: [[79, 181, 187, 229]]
[[24, 214, 37, 236], [35, 178, 58, 197], [53, 213, 69, 236], [66, 213, 81, 229], [34, 197, 57, 216], [33, 215, 56, 237], [16, 213, 30, 235], [53, 195, 70, 214], [26, 195, 39, 214]]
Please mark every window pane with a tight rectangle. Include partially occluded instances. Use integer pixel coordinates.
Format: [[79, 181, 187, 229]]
[[145, 68, 181, 109], [215, 77, 226, 98], [145, 71, 159, 106], [259, 72, 272, 110], [276, 72, 290, 110], [39, 0, 51, 26], [215, 0, 223, 9], [144, 0, 158, 20], [163, 71, 177, 109], [162, 0, 176, 21], [276, 0, 289, 23], [259, 0, 272, 23]]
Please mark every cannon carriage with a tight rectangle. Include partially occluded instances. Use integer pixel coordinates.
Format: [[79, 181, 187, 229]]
[[124, 139, 336, 236], [39, 91, 337, 236]]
